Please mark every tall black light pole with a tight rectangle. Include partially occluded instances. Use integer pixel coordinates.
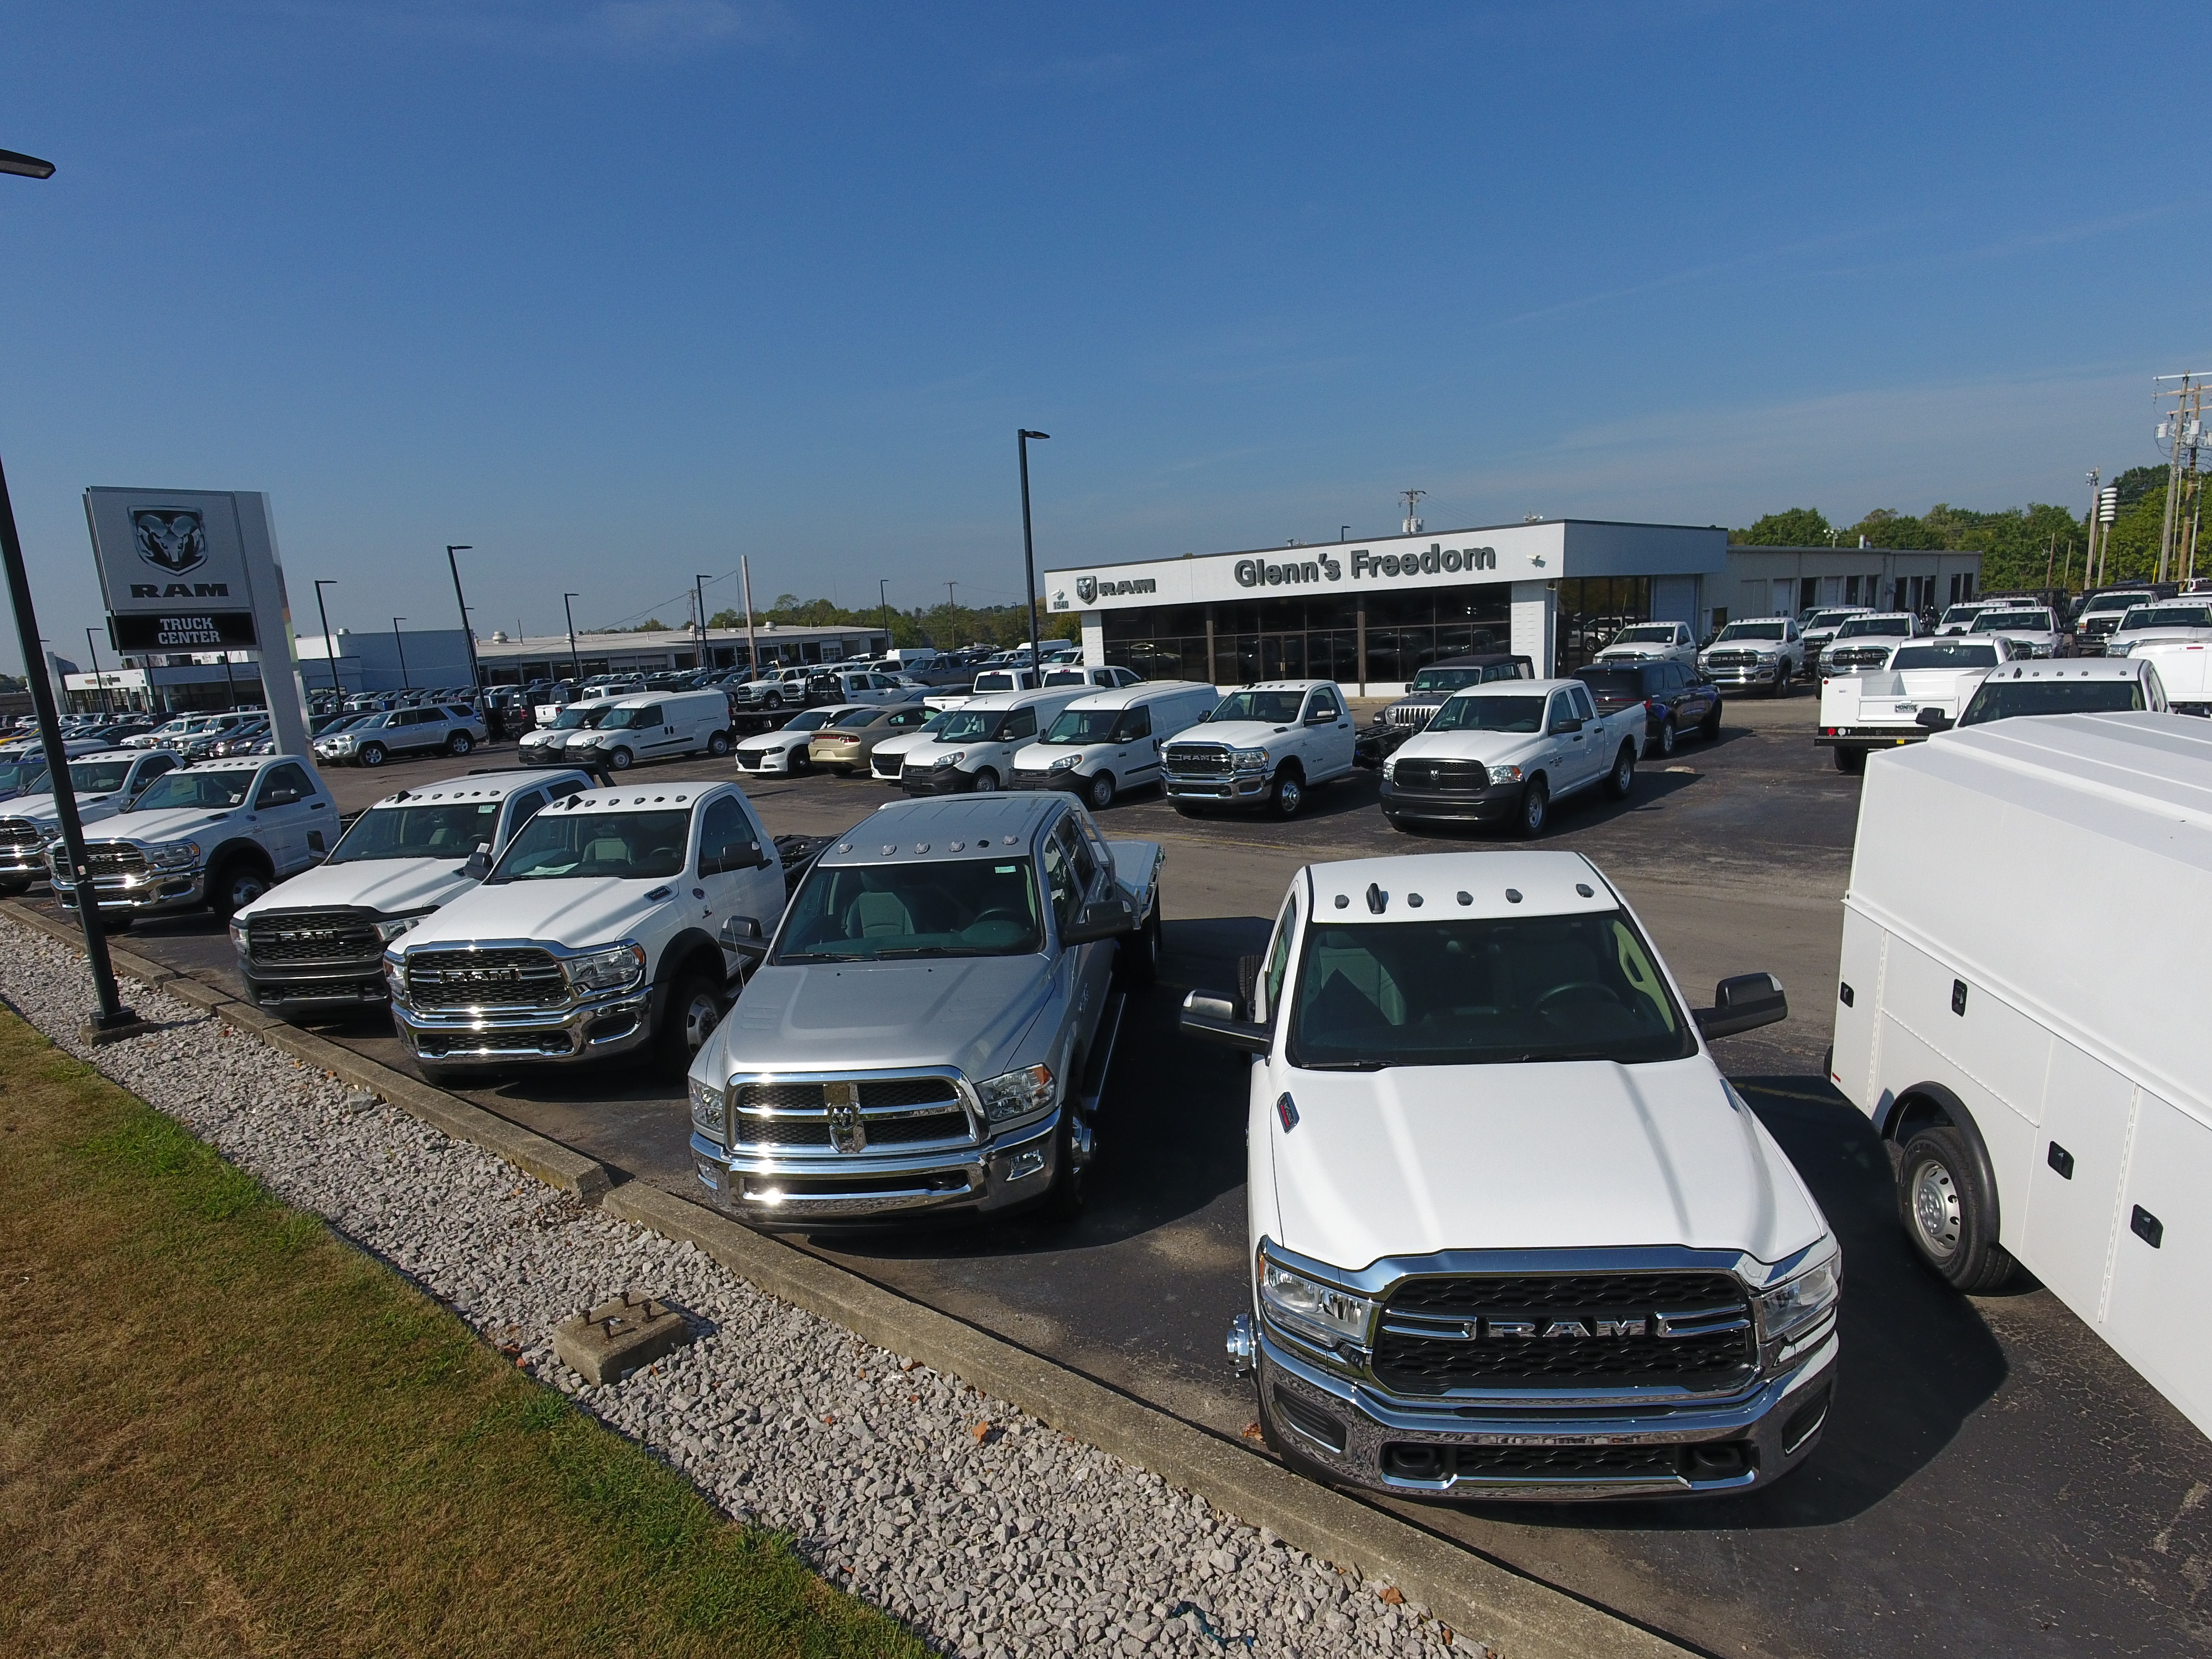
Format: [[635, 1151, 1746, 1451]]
[[0, 145, 140, 1039], [84, 627, 110, 716], [879, 578, 892, 652], [445, 545, 479, 690], [312, 579, 340, 692], [693, 573, 712, 671], [562, 592, 582, 681], [1017, 429, 1049, 665], [392, 617, 409, 690]]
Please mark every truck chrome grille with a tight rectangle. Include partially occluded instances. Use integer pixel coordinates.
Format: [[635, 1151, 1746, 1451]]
[[246, 908, 383, 965], [1373, 1271, 1755, 1394], [0, 818, 44, 851], [60, 842, 145, 878], [728, 1076, 974, 1151], [1164, 744, 1232, 776], [405, 947, 567, 1008], [1388, 759, 1490, 791], [1385, 701, 1443, 729]]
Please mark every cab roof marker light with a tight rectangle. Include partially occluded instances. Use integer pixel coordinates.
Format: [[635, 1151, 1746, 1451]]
[[1407, 893, 1423, 908], [1505, 888, 1523, 904], [1576, 883, 1594, 897], [1334, 894, 1349, 909], [1455, 891, 1471, 906], [1366, 882, 1387, 914]]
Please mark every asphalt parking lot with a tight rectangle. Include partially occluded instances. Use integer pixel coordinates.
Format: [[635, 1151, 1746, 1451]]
[[36, 690, 2212, 1658]]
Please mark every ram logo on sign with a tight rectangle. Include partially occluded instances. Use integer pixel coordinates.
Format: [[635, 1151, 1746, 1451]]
[[1073, 574, 1156, 604], [132, 508, 210, 576]]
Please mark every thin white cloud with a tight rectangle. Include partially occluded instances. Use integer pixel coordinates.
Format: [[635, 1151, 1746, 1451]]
[[266, 0, 790, 59]]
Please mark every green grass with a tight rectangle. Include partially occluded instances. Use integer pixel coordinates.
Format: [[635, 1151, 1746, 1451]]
[[0, 1010, 927, 1658]]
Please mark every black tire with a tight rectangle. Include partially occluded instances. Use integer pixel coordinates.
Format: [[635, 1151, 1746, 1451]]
[[358, 742, 388, 768], [1172, 802, 1204, 818], [707, 731, 731, 757], [1516, 776, 1550, 838], [99, 914, 133, 933], [419, 1061, 470, 1088], [446, 731, 474, 755], [1768, 672, 1787, 698], [762, 692, 784, 711], [1269, 769, 1306, 819], [1044, 1098, 1092, 1219], [1834, 746, 1866, 774], [790, 748, 812, 774], [1603, 742, 1636, 800], [1086, 771, 1117, 811], [1700, 702, 1722, 741], [607, 747, 634, 771], [1646, 718, 1677, 760], [1896, 1124, 2015, 1292], [655, 972, 724, 1079], [1384, 811, 1413, 833], [0, 878, 28, 898], [207, 855, 272, 921], [968, 768, 999, 793]]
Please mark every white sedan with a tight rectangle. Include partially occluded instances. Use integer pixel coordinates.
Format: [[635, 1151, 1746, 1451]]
[[732, 705, 863, 775]]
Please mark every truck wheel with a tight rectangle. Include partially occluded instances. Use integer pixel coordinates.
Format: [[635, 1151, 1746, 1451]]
[[655, 973, 724, 1079], [1897, 1125, 2015, 1292], [446, 731, 474, 755], [1604, 742, 1636, 800], [968, 768, 999, 793], [1045, 1104, 1092, 1219], [1646, 718, 1677, 760], [1086, 771, 1117, 811], [1269, 770, 1305, 818], [707, 731, 731, 757], [1516, 778, 1550, 838], [207, 856, 271, 921], [607, 747, 634, 771], [1768, 672, 1787, 698], [762, 692, 783, 711], [358, 742, 388, 768], [1834, 747, 1865, 774], [1172, 803, 1205, 818]]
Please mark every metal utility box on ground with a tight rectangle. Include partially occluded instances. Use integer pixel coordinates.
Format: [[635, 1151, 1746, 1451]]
[[1831, 712, 2212, 1438]]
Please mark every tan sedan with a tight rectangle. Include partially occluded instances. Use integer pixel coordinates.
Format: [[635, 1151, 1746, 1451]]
[[807, 702, 938, 774]]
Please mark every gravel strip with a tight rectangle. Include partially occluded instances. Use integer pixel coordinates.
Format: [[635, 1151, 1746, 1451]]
[[0, 916, 1474, 1659]]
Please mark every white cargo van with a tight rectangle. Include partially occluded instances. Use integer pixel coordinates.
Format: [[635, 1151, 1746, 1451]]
[[895, 686, 1086, 794], [1008, 680, 1219, 809], [566, 690, 733, 771], [1830, 712, 2212, 1437]]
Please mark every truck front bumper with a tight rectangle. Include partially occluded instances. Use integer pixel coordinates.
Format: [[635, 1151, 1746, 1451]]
[[1702, 662, 1791, 690], [1378, 776, 1520, 822], [1255, 1323, 1836, 1501], [690, 1108, 1065, 1221], [52, 868, 207, 917], [238, 956, 391, 1015], [1164, 774, 1271, 806], [900, 766, 988, 796], [390, 983, 655, 1065], [0, 843, 49, 883]]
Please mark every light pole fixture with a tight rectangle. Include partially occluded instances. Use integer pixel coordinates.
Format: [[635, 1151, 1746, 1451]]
[[1017, 429, 1050, 665], [1340, 525, 1350, 542], [562, 592, 582, 681], [392, 617, 409, 690], [445, 546, 480, 689], [0, 145, 140, 1038], [312, 578, 340, 692]]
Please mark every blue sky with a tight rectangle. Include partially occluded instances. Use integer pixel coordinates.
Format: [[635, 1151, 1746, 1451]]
[[2, 1, 2203, 673]]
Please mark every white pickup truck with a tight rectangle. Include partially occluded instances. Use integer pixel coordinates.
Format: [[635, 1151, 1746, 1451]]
[[383, 780, 788, 1079], [1817, 637, 2015, 772], [2108, 601, 2212, 716], [1183, 848, 1835, 1500], [1379, 679, 1642, 836], [1161, 680, 1355, 819], [0, 748, 180, 895]]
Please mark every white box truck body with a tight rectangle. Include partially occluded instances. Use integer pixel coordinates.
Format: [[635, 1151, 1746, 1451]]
[[1830, 712, 2212, 1438]]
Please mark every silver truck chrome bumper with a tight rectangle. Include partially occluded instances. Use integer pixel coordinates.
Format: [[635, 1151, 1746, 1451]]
[[1165, 775, 1270, 802], [390, 984, 654, 1063], [1253, 1323, 1836, 1501], [51, 869, 206, 915], [690, 1110, 1062, 1221]]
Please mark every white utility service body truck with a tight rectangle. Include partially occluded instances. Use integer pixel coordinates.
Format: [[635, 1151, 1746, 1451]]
[[1829, 712, 2212, 1438], [1815, 637, 2013, 771]]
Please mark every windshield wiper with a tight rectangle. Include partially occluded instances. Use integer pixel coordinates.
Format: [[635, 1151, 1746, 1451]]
[[1298, 1058, 1389, 1071]]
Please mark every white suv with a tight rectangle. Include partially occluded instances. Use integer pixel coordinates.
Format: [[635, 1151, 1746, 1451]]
[[384, 780, 789, 1078], [1160, 680, 1355, 818], [1184, 849, 1835, 1501], [317, 703, 488, 768]]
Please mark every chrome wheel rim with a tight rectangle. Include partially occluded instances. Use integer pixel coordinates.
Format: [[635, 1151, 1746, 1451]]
[[971, 771, 997, 792], [681, 992, 721, 1052], [230, 872, 268, 909], [1278, 779, 1302, 813], [1660, 722, 1676, 755], [1912, 1158, 1962, 1258]]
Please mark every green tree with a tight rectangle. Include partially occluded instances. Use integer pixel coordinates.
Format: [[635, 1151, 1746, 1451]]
[[1731, 508, 1832, 546]]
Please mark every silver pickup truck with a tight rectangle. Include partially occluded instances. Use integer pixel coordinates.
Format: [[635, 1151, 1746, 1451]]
[[687, 792, 1164, 1222]]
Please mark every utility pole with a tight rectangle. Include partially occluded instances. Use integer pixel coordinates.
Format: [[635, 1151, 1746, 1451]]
[[445, 546, 479, 689], [1017, 430, 1050, 667], [693, 573, 712, 670], [2154, 373, 2208, 584], [740, 556, 759, 674], [1400, 489, 1426, 535], [561, 592, 582, 682], [878, 578, 891, 650], [313, 578, 340, 692], [2084, 470, 2101, 592], [392, 618, 409, 689]]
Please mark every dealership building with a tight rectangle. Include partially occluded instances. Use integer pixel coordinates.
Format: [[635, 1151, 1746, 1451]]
[[1047, 519, 1983, 692]]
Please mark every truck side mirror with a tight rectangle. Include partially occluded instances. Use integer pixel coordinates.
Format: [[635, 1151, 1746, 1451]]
[[1181, 989, 1272, 1054], [1914, 708, 1953, 731], [462, 842, 492, 880], [1062, 896, 1136, 944], [1694, 973, 1788, 1039], [1550, 715, 1584, 734], [718, 914, 768, 957], [706, 839, 770, 875]]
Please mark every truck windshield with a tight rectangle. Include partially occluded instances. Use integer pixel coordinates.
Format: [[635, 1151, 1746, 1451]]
[[935, 709, 1006, 742], [1890, 643, 2000, 670], [2120, 606, 2212, 629], [1812, 611, 1863, 629], [1715, 622, 1788, 641], [1957, 679, 2147, 726], [1287, 912, 1697, 1069], [1042, 708, 1125, 744], [67, 759, 135, 794], [1407, 667, 1484, 693], [775, 858, 1044, 961], [1610, 625, 1678, 644], [547, 706, 606, 731], [0, 760, 49, 795], [597, 705, 661, 729], [331, 801, 502, 862], [1209, 691, 1305, 723], [1837, 618, 1910, 638], [1427, 694, 1546, 733], [489, 809, 688, 881], [127, 771, 255, 811], [1971, 612, 2051, 632]]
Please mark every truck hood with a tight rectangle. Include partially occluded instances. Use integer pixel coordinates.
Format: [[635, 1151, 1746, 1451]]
[[238, 856, 472, 920], [719, 954, 1055, 1077], [82, 805, 245, 845], [401, 877, 677, 951], [1, 789, 127, 827], [1268, 1058, 1823, 1268], [1167, 719, 1294, 750], [1595, 644, 1669, 661], [1389, 726, 1541, 766]]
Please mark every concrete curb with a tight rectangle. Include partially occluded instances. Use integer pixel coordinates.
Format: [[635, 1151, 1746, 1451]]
[[2, 898, 1688, 1658]]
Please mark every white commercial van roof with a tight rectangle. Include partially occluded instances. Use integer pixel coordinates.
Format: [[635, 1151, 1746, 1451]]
[[1848, 712, 2211, 1117], [1060, 679, 1215, 714]]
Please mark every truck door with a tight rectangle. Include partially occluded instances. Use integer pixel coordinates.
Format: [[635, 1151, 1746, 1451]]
[[249, 762, 320, 872], [2104, 1091, 2212, 1437], [1113, 706, 1156, 786], [1044, 815, 1114, 1041], [1567, 684, 1610, 786], [1300, 685, 1351, 778]]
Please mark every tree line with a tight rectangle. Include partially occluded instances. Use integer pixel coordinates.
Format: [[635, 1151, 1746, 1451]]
[[1731, 466, 2194, 593], [700, 595, 1080, 652]]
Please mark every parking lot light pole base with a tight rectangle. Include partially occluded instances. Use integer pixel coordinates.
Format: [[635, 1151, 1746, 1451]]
[[84, 1009, 149, 1046]]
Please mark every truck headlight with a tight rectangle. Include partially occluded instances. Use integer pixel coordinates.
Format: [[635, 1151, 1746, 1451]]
[[149, 839, 200, 868], [1258, 1249, 1376, 1351], [1755, 1243, 1842, 1359], [975, 1063, 1055, 1123], [383, 953, 409, 1002], [931, 751, 965, 769], [1381, 758, 1396, 780], [374, 915, 422, 943], [1048, 754, 1080, 771], [688, 1075, 726, 1135], [566, 942, 646, 993], [227, 918, 247, 952], [1486, 764, 1524, 785], [1231, 747, 1269, 774]]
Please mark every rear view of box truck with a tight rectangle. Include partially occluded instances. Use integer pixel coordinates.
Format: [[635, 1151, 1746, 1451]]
[[1832, 712, 2212, 1439]]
